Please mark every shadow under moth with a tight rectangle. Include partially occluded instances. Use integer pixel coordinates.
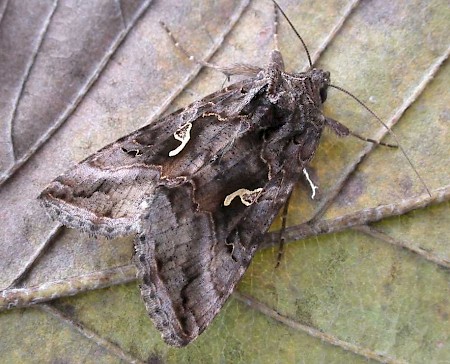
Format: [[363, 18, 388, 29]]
[[39, 2, 411, 347]]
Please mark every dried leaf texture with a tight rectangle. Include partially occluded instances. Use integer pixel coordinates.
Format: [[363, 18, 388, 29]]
[[0, 0, 449, 363]]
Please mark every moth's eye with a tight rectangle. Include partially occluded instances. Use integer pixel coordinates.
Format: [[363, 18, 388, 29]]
[[320, 87, 328, 103]]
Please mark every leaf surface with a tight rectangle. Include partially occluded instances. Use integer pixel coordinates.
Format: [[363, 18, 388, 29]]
[[0, 0, 448, 363]]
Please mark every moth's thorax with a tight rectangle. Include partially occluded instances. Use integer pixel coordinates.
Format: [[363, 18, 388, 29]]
[[264, 50, 330, 111], [264, 65, 330, 116]]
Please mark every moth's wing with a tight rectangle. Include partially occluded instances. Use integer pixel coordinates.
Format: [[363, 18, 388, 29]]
[[134, 125, 300, 346], [39, 78, 265, 238], [134, 176, 296, 347]]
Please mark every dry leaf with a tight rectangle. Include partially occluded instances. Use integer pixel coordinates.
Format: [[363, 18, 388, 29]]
[[0, 0, 448, 362]]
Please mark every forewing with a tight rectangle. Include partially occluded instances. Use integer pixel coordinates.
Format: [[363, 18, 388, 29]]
[[133, 106, 302, 345], [39, 77, 265, 238], [134, 168, 297, 346]]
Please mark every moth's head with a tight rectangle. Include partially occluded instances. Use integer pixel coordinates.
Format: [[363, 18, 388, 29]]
[[310, 68, 330, 104]]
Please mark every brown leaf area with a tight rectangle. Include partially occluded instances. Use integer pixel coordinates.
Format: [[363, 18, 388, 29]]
[[0, 0, 449, 363]]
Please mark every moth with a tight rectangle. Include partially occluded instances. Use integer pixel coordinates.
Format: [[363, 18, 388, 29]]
[[39, 2, 401, 347]]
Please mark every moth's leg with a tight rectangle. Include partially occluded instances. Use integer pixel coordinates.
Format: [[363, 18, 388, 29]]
[[160, 21, 262, 78], [275, 191, 292, 268], [275, 165, 318, 266], [325, 117, 397, 148]]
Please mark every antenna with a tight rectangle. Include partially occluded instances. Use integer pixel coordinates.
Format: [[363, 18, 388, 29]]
[[329, 84, 432, 197], [272, 0, 431, 197], [272, 0, 313, 68]]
